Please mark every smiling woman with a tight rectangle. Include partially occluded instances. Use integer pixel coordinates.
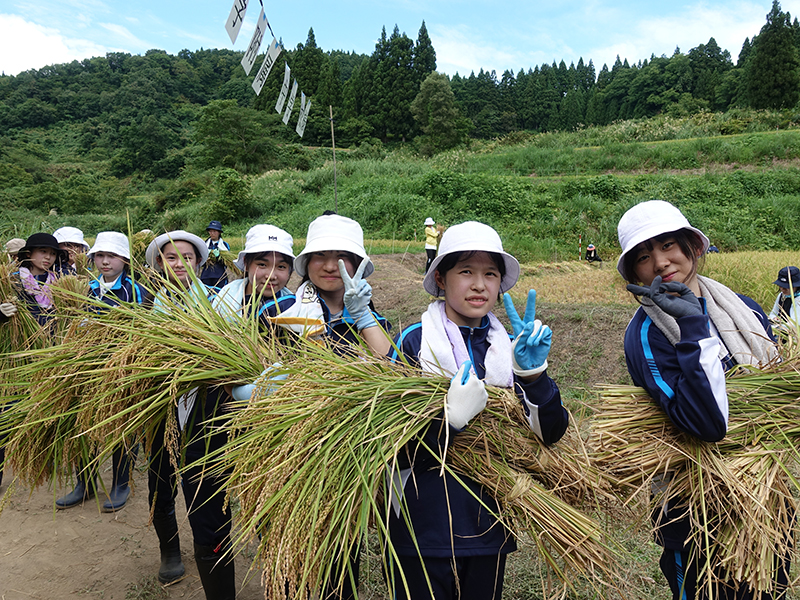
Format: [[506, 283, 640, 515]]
[[617, 200, 787, 600], [386, 220, 568, 600]]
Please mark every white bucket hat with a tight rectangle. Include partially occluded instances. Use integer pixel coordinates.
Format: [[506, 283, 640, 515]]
[[234, 224, 295, 270], [616, 200, 709, 278], [422, 221, 520, 296], [88, 231, 131, 260], [425, 217, 435, 226], [294, 215, 373, 278], [53, 226, 89, 250], [146, 230, 209, 269]]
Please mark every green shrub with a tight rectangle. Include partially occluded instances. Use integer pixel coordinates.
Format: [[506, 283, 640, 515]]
[[207, 168, 255, 223]]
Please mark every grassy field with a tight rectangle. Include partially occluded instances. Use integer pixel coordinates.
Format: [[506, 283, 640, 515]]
[[4, 109, 800, 265]]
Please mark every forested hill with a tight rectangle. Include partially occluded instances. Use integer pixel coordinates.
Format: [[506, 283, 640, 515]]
[[3, 1, 800, 152]]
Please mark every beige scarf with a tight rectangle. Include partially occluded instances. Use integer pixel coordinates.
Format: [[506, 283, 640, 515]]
[[641, 275, 777, 368]]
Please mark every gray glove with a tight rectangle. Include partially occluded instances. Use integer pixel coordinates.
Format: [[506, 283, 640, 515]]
[[627, 276, 703, 318], [0, 302, 17, 318]]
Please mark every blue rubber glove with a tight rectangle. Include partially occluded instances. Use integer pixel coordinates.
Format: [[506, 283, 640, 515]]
[[339, 257, 376, 330], [627, 276, 703, 318], [446, 360, 487, 430], [503, 290, 553, 376], [231, 364, 287, 401]]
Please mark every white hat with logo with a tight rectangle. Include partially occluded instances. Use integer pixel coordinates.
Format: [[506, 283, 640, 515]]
[[234, 224, 295, 270]]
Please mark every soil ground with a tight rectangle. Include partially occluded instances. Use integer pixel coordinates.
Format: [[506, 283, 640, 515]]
[[0, 254, 635, 599]]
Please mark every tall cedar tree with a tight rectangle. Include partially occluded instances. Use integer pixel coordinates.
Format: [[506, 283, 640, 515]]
[[345, 22, 436, 143], [746, 1, 800, 109]]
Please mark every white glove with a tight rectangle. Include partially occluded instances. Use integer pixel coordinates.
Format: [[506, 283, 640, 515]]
[[0, 302, 17, 318], [445, 360, 487, 430]]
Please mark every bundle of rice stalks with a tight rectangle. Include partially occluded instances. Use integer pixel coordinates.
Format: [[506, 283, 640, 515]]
[[0, 262, 58, 484], [0, 261, 45, 353], [592, 379, 800, 597], [49, 273, 90, 341], [70, 251, 92, 278], [2, 274, 279, 491], [218, 248, 243, 280], [217, 341, 616, 600], [130, 229, 155, 267], [74, 287, 278, 463]]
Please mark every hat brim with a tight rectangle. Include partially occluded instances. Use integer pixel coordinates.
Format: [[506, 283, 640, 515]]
[[234, 245, 295, 271], [146, 231, 209, 269], [422, 250, 520, 296], [18, 246, 69, 264], [616, 224, 709, 278], [294, 235, 373, 278], [774, 278, 800, 288]]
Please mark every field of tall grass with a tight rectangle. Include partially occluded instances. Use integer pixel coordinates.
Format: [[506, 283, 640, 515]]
[[508, 250, 798, 311]]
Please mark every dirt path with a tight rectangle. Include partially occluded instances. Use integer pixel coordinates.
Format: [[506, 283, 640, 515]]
[[1, 460, 265, 600]]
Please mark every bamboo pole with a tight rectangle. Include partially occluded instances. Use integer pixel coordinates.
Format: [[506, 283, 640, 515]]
[[330, 105, 338, 213]]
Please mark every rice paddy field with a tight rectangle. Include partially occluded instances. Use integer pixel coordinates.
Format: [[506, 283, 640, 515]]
[[3, 245, 800, 599]]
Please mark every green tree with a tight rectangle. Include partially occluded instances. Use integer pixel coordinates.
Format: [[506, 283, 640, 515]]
[[192, 100, 279, 173], [414, 21, 437, 81], [208, 168, 255, 223], [688, 38, 733, 107], [745, 0, 800, 109], [411, 72, 468, 155]]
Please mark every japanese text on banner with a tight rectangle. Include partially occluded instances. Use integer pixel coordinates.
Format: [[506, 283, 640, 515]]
[[296, 94, 311, 137], [225, 0, 248, 44], [275, 63, 291, 114], [251, 38, 282, 96], [241, 8, 268, 75], [282, 79, 298, 124]]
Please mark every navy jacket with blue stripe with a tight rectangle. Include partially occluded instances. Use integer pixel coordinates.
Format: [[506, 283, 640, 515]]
[[88, 273, 149, 308], [624, 293, 773, 548], [386, 315, 568, 558]]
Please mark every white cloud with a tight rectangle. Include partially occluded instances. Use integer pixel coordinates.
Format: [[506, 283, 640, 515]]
[[98, 22, 151, 50], [431, 24, 528, 77], [588, 1, 769, 69], [0, 13, 109, 75]]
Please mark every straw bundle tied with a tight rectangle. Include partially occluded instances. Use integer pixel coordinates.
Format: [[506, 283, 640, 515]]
[[0, 269, 94, 490], [217, 341, 616, 600], [593, 373, 800, 597], [1, 275, 279, 493]]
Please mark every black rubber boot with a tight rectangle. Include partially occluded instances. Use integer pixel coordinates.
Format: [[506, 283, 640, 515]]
[[55, 468, 95, 509], [0, 445, 5, 487], [102, 445, 138, 512], [194, 542, 236, 600], [152, 508, 185, 584]]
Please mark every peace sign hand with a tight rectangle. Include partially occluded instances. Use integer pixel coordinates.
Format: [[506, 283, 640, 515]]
[[339, 256, 376, 330], [503, 290, 552, 375]]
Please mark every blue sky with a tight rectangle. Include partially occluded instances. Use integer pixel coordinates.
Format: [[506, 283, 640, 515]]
[[0, 0, 797, 77]]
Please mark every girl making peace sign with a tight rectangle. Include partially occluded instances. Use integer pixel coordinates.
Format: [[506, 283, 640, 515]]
[[387, 221, 568, 600]]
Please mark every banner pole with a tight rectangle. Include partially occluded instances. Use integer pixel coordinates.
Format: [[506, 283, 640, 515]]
[[330, 105, 338, 213]]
